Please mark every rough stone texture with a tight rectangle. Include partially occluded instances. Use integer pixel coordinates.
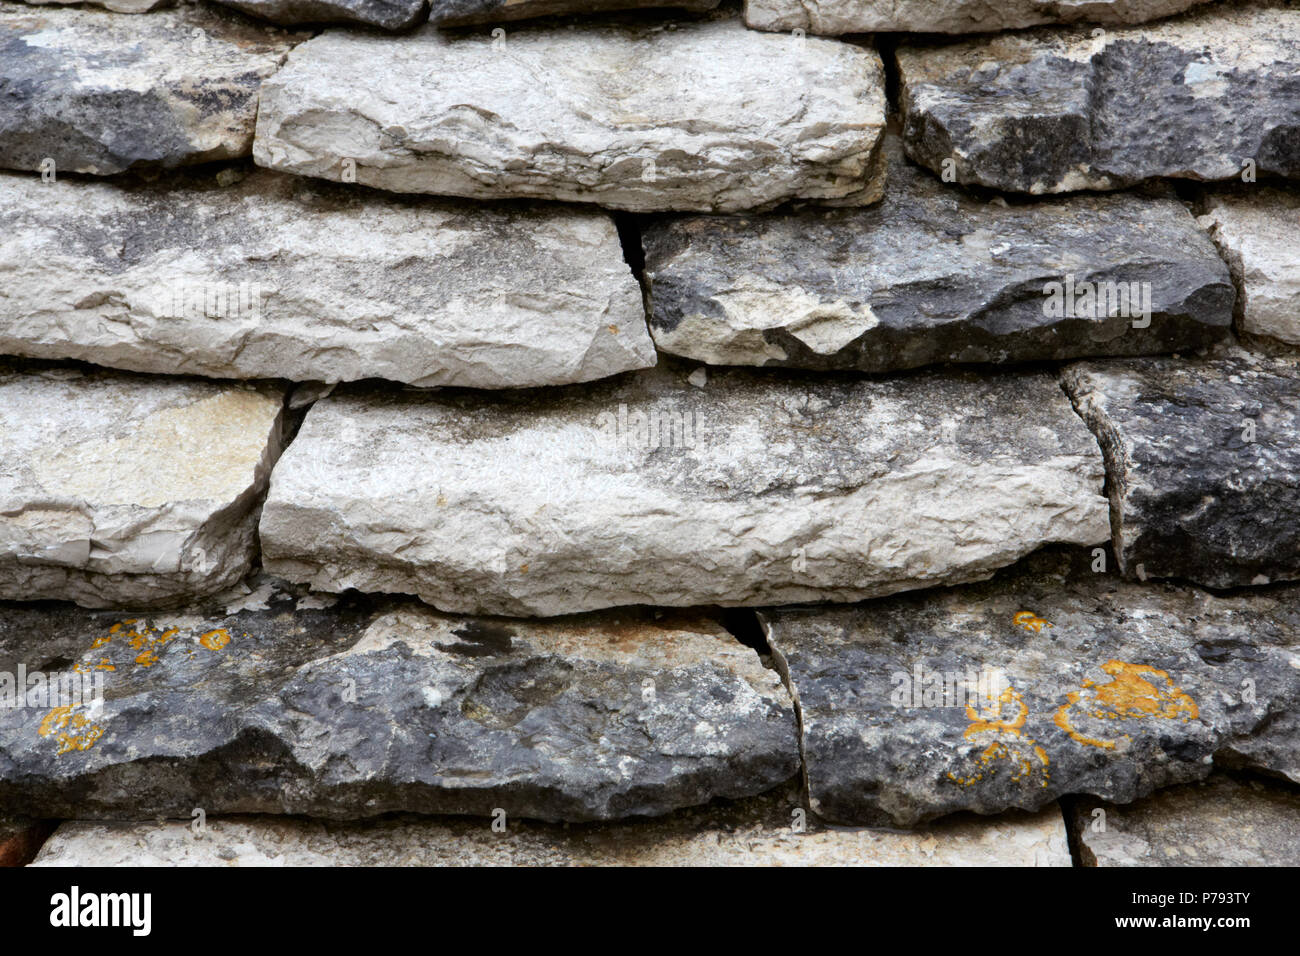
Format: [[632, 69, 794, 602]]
[[762, 547, 1300, 827], [0, 366, 284, 608], [0, 817, 50, 866], [30, 784, 1070, 866], [643, 137, 1233, 372], [1063, 351, 1300, 589], [262, 365, 1109, 616], [216, 0, 425, 30], [22, 0, 169, 12], [898, 3, 1300, 194], [0, 580, 797, 821], [1072, 773, 1300, 866], [0, 170, 652, 388], [1200, 187, 1300, 347], [429, 0, 720, 28], [746, 0, 1212, 34], [253, 16, 886, 212], [0, 6, 302, 176]]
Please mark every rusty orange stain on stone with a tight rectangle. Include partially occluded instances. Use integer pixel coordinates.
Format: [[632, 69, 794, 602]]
[[1054, 660, 1198, 750]]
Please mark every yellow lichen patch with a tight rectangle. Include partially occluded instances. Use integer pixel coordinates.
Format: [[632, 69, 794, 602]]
[[1055, 660, 1199, 750], [947, 682, 1050, 789], [38, 705, 104, 755], [199, 629, 231, 651], [1014, 611, 1051, 633]]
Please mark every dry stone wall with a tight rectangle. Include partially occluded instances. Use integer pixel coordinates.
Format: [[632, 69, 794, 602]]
[[0, 0, 1296, 867]]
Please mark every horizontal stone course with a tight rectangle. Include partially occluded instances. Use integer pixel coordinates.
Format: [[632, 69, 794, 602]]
[[0, 581, 797, 821], [260, 365, 1109, 615], [253, 16, 887, 212], [644, 137, 1233, 372], [745, 0, 1214, 35], [0, 5, 302, 176], [0, 169, 653, 388], [0, 366, 284, 608], [30, 784, 1071, 866], [898, 2, 1300, 194], [762, 547, 1300, 827]]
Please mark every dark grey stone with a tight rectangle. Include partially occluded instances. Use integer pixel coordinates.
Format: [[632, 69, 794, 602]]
[[762, 547, 1300, 827]]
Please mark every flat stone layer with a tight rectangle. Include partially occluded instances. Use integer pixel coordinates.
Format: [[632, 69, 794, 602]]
[[0, 6, 301, 176], [762, 548, 1300, 827], [253, 17, 886, 212], [261, 365, 1109, 616], [217, 0, 426, 30], [30, 785, 1070, 866], [0, 367, 284, 608], [1063, 351, 1300, 589], [429, 0, 721, 27], [1071, 774, 1300, 866], [0, 170, 652, 388], [0, 582, 797, 822], [746, 0, 1212, 35], [643, 138, 1233, 371], [1201, 187, 1300, 347], [898, 3, 1300, 194]]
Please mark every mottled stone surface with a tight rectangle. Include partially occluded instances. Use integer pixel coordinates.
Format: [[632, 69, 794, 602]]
[[898, 3, 1300, 194], [30, 784, 1070, 866], [429, 0, 720, 27], [0, 367, 284, 608], [746, 0, 1212, 34], [0, 170, 652, 388], [1201, 188, 1300, 347], [216, 0, 425, 30], [262, 365, 1109, 616], [762, 548, 1300, 827], [22, 0, 168, 12], [644, 138, 1233, 371], [254, 17, 886, 212], [0, 6, 302, 176], [0, 581, 797, 821], [1072, 774, 1300, 866], [1063, 352, 1300, 589]]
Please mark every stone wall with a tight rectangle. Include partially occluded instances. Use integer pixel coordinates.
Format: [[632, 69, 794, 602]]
[[0, 0, 1296, 866]]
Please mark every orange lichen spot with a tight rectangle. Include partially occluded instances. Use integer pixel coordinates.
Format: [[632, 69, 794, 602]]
[[199, 629, 231, 651], [947, 680, 1050, 789], [1014, 611, 1052, 633], [1055, 660, 1198, 750], [608, 324, 619, 334], [519, 564, 529, 573], [95, 659, 115, 672], [38, 705, 104, 755], [134, 649, 159, 668], [89, 634, 111, 650]]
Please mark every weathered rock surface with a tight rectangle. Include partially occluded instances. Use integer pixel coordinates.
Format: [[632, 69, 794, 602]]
[[762, 547, 1300, 827], [23, 0, 168, 12], [1200, 188, 1300, 347], [1072, 774, 1300, 866], [0, 582, 797, 821], [643, 138, 1233, 371], [0, 6, 302, 176], [0, 170, 652, 388], [262, 366, 1109, 615], [1063, 352, 1300, 589], [746, 0, 1212, 35], [217, 0, 425, 30], [898, 3, 1300, 194], [30, 784, 1070, 866], [429, 0, 720, 28], [254, 17, 886, 212], [0, 367, 284, 608]]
